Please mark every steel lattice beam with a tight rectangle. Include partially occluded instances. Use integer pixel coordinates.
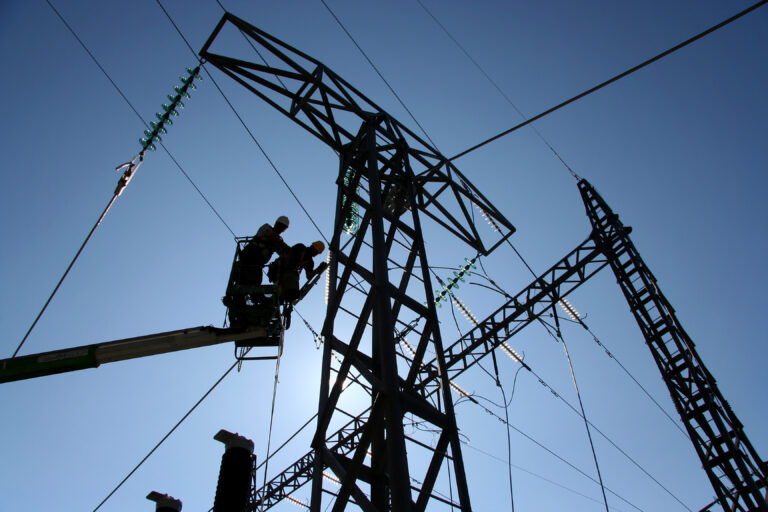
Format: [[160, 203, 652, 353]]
[[201, 12, 767, 512], [415, 234, 609, 398], [304, 119, 473, 511], [199, 13, 514, 256], [247, 232, 611, 510], [200, 14, 517, 511], [580, 179, 768, 512]]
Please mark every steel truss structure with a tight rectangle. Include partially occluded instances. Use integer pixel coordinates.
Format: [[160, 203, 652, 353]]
[[581, 181, 768, 511], [201, 13, 515, 512], [201, 13, 767, 512]]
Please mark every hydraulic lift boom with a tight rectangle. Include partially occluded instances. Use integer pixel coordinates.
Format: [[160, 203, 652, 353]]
[[0, 325, 275, 384]]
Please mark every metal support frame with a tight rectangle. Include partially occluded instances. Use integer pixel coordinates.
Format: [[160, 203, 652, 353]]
[[306, 117, 474, 511], [200, 14, 515, 511], [580, 179, 768, 512], [201, 13, 767, 511], [249, 232, 610, 510]]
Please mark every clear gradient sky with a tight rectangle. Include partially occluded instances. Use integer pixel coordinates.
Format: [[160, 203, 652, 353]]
[[1, 1, 767, 511]]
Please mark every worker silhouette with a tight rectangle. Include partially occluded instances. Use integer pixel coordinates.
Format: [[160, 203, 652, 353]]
[[268, 241, 325, 303], [239, 215, 290, 287], [226, 215, 291, 313]]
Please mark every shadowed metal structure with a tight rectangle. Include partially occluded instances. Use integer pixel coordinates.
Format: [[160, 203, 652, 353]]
[[201, 12, 515, 512], [200, 13, 767, 512], [580, 180, 768, 512]]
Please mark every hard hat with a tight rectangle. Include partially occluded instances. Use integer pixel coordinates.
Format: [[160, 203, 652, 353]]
[[311, 241, 325, 254], [275, 215, 290, 228]]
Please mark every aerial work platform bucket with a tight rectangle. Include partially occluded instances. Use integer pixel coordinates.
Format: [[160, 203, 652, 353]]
[[222, 238, 286, 361]]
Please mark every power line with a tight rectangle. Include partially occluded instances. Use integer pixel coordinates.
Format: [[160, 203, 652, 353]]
[[157, 0, 330, 244], [153, 0, 198, 56], [415, 0, 580, 181], [481, 238, 690, 440], [16, 0, 237, 355], [455, 264, 692, 510], [535, 317, 694, 511], [319, 0, 441, 150], [444, 280, 669, 508], [92, 357, 242, 512], [205, 70, 330, 244], [583, 325, 690, 440], [449, 0, 768, 162], [455, 381, 646, 512], [11, 189, 120, 357], [45, 0, 235, 238], [461, 441, 631, 512]]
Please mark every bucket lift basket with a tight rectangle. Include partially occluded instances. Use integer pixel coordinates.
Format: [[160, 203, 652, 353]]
[[223, 237, 286, 361]]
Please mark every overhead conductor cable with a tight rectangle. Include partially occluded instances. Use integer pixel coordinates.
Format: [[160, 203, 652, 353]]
[[11, 51, 202, 358]]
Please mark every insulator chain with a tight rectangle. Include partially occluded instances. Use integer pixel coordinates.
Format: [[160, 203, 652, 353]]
[[474, 202, 501, 233], [140, 65, 202, 153], [557, 297, 581, 321], [341, 167, 361, 234], [430, 257, 477, 307], [301, 317, 324, 348], [113, 64, 202, 199]]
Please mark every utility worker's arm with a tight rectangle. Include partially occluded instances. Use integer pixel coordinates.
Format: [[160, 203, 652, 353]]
[[300, 257, 315, 278], [276, 239, 290, 257]]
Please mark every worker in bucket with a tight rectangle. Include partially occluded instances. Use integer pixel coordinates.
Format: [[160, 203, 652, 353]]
[[225, 215, 291, 311], [267, 240, 325, 303], [239, 215, 291, 288]]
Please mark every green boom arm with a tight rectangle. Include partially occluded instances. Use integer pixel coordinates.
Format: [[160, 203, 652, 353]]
[[1, 325, 267, 384]]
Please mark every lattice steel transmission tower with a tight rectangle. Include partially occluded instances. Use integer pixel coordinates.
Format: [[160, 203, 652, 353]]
[[201, 13, 767, 512], [581, 181, 768, 511], [201, 14, 514, 511]]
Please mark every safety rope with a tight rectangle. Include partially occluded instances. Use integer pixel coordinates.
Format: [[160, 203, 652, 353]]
[[494, 360, 524, 512]]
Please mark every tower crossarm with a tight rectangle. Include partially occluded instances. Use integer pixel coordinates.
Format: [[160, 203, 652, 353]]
[[200, 13, 514, 255], [413, 234, 609, 397], [579, 179, 768, 512], [251, 412, 369, 510], [249, 233, 609, 509]]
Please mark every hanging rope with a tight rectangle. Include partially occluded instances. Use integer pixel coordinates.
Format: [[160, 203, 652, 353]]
[[493, 358, 525, 512]]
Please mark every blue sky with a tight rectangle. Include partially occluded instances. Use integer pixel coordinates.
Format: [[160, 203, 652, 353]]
[[1, 1, 766, 511]]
